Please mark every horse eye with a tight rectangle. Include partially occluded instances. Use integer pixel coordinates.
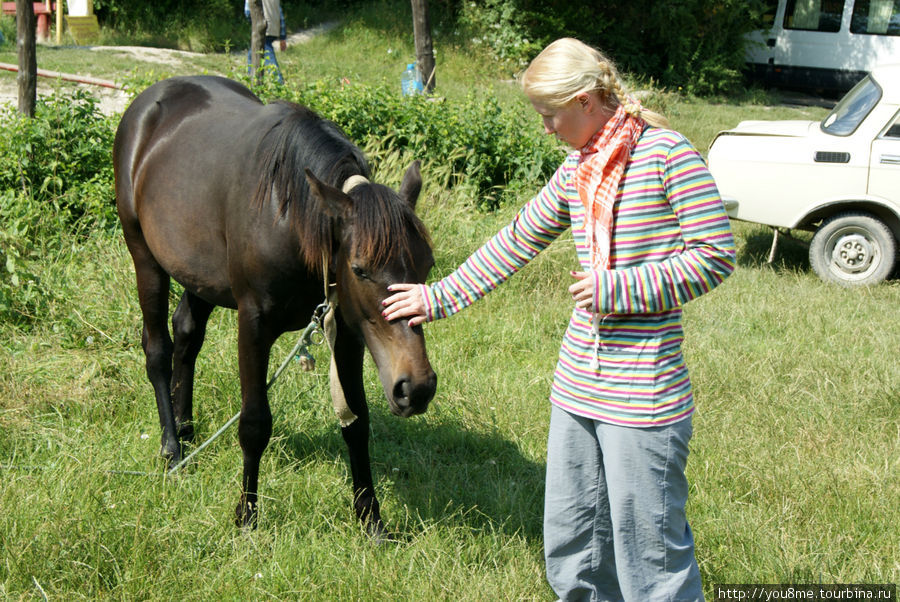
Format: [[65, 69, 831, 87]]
[[351, 265, 371, 280]]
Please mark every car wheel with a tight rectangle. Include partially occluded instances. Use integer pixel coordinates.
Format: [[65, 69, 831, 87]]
[[809, 212, 897, 286]]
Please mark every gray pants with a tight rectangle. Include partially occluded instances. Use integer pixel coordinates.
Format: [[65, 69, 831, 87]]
[[544, 405, 703, 602]]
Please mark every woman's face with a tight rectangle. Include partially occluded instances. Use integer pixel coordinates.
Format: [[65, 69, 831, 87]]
[[530, 92, 611, 149]]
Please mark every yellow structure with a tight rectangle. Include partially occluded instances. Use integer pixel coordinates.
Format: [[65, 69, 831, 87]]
[[65, 0, 99, 44]]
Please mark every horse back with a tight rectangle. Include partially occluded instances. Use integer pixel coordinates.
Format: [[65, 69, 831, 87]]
[[114, 76, 300, 310]]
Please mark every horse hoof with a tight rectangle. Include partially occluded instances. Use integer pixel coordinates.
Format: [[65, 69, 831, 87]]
[[176, 422, 195, 443], [366, 519, 400, 544], [235, 501, 258, 529], [160, 445, 183, 470]]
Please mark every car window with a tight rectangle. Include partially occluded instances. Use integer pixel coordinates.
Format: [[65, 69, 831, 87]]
[[821, 75, 882, 136], [883, 112, 900, 138], [759, 0, 780, 26], [784, 0, 844, 31], [851, 0, 900, 35]]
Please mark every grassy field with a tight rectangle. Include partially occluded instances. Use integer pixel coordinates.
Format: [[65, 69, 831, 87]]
[[1, 5, 898, 600]]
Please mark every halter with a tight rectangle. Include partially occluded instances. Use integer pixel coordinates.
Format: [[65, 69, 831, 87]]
[[288, 174, 372, 426], [313, 174, 369, 426], [342, 174, 369, 194]]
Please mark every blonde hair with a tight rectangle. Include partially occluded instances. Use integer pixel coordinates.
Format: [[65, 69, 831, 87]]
[[521, 38, 669, 129]]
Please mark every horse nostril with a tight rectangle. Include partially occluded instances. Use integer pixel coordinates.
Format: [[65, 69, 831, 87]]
[[393, 379, 411, 406], [391, 374, 435, 416]]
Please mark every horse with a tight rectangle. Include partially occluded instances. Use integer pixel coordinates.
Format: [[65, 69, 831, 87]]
[[113, 75, 437, 532]]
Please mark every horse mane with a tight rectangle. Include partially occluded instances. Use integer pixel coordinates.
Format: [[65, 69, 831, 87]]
[[251, 101, 429, 273], [342, 181, 432, 271]]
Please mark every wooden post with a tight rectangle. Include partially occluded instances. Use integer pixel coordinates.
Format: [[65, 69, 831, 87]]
[[410, 0, 435, 93], [247, 0, 266, 85], [16, 0, 37, 117], [44, 0, 52, 44], [56, 0, 62, 44]]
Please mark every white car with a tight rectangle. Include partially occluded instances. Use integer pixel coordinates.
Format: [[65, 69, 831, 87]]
[[708, 63, 900, 285]]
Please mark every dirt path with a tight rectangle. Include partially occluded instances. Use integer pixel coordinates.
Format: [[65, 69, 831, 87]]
[[0, 46, 199, 114], [0, 21, 337, 115]]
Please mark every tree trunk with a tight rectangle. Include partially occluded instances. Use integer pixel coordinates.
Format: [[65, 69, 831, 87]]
[[247, 0, 266, 85], [410, 0, 435, 93], [16, 0, 37, 117]]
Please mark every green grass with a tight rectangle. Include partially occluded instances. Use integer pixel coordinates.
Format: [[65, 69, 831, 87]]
[[1, 3, 898, 599], [2, 217, 896, 600]]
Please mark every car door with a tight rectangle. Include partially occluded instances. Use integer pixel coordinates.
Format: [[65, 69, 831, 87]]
[[868, 109, 900, 203]]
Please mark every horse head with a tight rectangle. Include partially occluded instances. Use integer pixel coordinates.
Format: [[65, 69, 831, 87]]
[[305, 161, 437, 417]]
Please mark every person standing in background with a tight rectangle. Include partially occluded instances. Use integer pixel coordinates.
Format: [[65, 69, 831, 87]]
[[245, 0, 287, 84]]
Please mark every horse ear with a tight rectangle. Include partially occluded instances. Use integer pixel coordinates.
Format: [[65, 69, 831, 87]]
[[399, 160, 422, 210], [304, 168, 352, 218]]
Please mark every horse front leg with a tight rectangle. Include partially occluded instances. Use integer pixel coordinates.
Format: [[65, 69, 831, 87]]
[[333, 319, 386, 538], [234, 307, 274, 528]]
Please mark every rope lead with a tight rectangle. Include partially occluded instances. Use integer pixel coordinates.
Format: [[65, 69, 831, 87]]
[[168, 299, 333, 475]]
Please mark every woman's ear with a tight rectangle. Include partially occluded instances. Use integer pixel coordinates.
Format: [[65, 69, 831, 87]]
[[575, 92, 595, 113]]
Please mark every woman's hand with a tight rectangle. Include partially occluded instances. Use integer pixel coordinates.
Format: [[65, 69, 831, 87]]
[[382, 284, 428, 327], [568, 270, 596, 311]]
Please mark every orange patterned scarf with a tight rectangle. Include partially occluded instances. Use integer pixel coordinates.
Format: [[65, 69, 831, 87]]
[[574, 103, 645, 271]]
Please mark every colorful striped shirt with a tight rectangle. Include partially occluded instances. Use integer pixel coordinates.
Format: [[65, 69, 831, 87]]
[[419, 127, 736, 426]]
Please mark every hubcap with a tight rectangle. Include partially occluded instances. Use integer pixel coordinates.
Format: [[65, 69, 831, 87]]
[[827, 229, 879, 276]]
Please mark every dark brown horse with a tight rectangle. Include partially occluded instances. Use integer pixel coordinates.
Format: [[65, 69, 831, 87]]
[[113, 75, 437, 532]]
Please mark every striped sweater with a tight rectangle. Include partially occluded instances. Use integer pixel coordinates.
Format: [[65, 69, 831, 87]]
[[420, 127, 736, 426]]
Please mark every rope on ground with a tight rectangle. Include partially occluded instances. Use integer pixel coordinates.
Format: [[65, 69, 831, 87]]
[[1, 302, 332, 479]]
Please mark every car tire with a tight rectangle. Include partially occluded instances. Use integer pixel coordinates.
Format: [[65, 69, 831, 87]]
[[809, 212, 897, 286]]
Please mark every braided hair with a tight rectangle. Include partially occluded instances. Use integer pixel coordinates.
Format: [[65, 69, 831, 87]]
[[521, 38, 669, 129]]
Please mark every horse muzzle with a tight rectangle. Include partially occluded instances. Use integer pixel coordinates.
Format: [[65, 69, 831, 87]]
[[361, 319, 437, 417], [389, 370, 437, 417]]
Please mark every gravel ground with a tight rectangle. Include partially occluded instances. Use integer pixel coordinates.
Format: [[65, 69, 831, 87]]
[[0, 45, 199, 114], [0, 22, 337, 115]]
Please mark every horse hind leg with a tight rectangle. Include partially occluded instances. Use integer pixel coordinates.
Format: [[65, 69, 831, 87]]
[[171, 291, 214, 443], [125, 236, 181, 465]]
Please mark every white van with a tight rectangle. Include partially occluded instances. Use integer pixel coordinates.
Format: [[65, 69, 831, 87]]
[[746, 0, 900, 92]]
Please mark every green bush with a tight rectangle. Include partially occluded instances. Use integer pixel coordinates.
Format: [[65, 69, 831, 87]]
[[0, 14, 13, 48], [261, 79, 565, 210], [0, 200, 45, 327], [0, 90, 117, 232], [457, 0, 542, 69], [0, 91, 116, 326], [445, 0, 766, 96], [93, 0, 245, 51]]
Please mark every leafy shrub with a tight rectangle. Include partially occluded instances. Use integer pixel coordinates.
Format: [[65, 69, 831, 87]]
[[0, 90, 118, 233], [0, 197, 45, 327], [457, 0, 542, 69], [0, 91, 117, 326], [0, 15, 12, 48], [257, 79, 564, 210], [93, 0, 244, 51], [444, 0, 764, 96]]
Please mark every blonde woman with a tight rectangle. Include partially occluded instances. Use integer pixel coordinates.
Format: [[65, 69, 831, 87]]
[[383, 38, 735, 600]]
